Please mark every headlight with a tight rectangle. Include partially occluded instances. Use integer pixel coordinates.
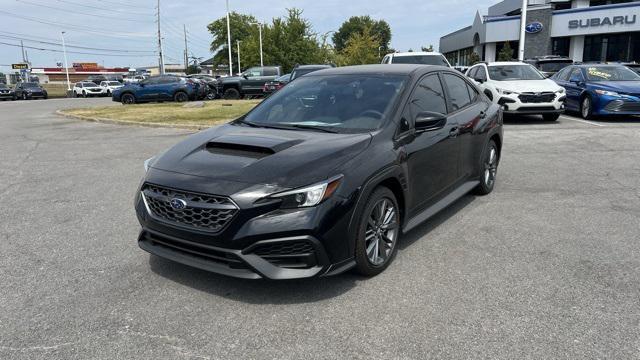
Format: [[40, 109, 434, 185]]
[[595, 89, 620, 97], [143, 156, 156, 172], [556, 88, 565, 94], [496, 88, 518, 95], [269, 175, 343, 208]]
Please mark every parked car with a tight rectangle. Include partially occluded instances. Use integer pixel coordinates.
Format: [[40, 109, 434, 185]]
[[124, 75, 147, 84], [466, 62, 566, 121], [551, 64, 640, 119], [99, 81, 124, 96], [622, 63, 640, 74], [453, 66, 469, 74], [14, 82, 48, 100], [183, 77, 207, 100], [112, 75, 197, 104], [290, 64, 334, 81], [525, 56, 573, 78], [262, 73, 291, 96], [86, 75, 109, 85], [381, 51, 452, 67], [187, 74, 219, 99], [215, 66, 283, 99], [0, 83, 16, 101], [73, 82, 103, 97], [135, 64, 503, 279]]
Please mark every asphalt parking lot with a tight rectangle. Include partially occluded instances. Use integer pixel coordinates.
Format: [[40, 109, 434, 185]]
[[1, 98, 639, 359]]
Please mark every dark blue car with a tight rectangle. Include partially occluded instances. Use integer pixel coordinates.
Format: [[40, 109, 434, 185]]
[[551, 64, 640, 119], [112, 75, 198, 105]]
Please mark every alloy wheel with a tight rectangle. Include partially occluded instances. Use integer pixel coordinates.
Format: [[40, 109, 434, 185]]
[[582, 97, 591, 119], [365, 198, 398, 266], [484, 146, 498, 188]]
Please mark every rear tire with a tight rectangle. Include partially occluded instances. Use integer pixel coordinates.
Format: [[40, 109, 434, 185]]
[[543, 113, 560, 121], [174, 91, 189, 102], [223, 88, 240, 100], [474, 139, 499, 195], [354, 187, 400, 277], [121, 93, 136, 105]]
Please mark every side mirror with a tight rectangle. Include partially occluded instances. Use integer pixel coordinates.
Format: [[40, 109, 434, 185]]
[[242, 74, 249, 79], [474, 77, 484, 84], [415, 112, 447, 132]]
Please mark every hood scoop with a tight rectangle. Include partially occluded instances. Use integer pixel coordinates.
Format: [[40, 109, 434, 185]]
[[205, 134, 303, 159]]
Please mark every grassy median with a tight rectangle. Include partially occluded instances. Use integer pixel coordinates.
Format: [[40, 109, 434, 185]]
[[61, 100, 261, 127]]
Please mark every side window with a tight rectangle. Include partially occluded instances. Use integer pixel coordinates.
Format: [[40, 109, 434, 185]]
[[263, 68, 278, 76], [477, 67, 487, 81], [569, 68, 584, 81], [556, 67, 571, 81], [443, 73, 473, 112], [382, 55, 389, 64], [409, 74, 448, 116], [245, 68, 262, 77], [466, 82, 480, 102], [467, 67, 478, 79]]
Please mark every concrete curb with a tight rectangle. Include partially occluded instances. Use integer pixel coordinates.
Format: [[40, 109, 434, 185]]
[[55, 109, 207, 131]]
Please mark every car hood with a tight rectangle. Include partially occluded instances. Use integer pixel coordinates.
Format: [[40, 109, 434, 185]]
[[494, 79, 562, 92], [590, 81, 640, 94], [150, 124, 372, 188]]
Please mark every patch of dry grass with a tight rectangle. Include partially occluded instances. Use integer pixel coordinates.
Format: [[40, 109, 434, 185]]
[[61, 100, 260, 126]]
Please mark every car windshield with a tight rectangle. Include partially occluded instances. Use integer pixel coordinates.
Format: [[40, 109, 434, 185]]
[[82, 83, 96, 87], [292, 68, 326, 79], [243, 74, 407, 133], [23, 82, 39, 88], [539, 61, 572, 72], [584, 66, 640, 81], [489, 64, 545, 81], [0, 84, 7, 89], [107, 82, 120, 86], [392, 55, 449, 66]]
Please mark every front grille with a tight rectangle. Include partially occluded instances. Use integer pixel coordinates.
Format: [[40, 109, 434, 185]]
[[142, 184, 238, 233], [604, 100, 640, 112], [143, 231, 248, 269], [517, 106, 557, 112], [518, 92, 556, 103], [250, 241, 317, 269]]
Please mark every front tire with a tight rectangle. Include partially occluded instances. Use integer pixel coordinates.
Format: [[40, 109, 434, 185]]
[[474, 139, 499, 195], [581, 96, 593, 120], [354, 187, 400, 276], [22, 93, 28, 100], [174, 91, 189, 102], [121, 93, 136, 105], [223, 88, 240, 100], [543, 113, 560, 121]]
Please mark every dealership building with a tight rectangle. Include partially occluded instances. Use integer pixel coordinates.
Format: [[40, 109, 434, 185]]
[[439, 0, 640, 66]]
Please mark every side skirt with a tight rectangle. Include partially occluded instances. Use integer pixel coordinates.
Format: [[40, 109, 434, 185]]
[[403, 180, 479, 233]]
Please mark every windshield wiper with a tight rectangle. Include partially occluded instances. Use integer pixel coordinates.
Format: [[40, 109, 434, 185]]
[[281, 124, 339, 133]]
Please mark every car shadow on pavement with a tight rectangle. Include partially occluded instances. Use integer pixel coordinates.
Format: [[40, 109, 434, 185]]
[[148, 194, 477, 304], [503, 114, 559, 125], [148, 255, 360, 304]]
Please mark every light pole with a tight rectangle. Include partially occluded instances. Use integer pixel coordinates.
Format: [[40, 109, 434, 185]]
[[378, 46, 384, 58], [60, 31, 71, 92], [250, 22, 263, 67], [518, 0, 528, 61], [225, 0, 233, 76], [237, 40, 241, 74]]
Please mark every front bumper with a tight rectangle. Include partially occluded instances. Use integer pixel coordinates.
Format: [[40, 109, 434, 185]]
[[498, 92, 565, 115], [596, 95, 640, 116], [134, 179, 357, 280], [0, 92, 15, 99]]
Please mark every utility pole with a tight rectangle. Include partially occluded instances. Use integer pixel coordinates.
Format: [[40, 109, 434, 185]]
[[518, 0, 527, 61], [156, 0, 165, 75], [183, 24, 189, 73], [256, 23, 263, 67], [61, 31, 71, 92], [225, 0, 233, 76], [237, 40, 241, 73], [20, 40, 26, 63]]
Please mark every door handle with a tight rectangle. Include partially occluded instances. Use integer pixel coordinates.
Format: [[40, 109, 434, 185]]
[[479, 110, 487, 119], [449, 127, 459, 138]]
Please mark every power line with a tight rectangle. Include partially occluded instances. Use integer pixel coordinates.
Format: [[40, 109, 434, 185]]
[[16, 0, 152, 22], [0, 40, 157, 57], [54, 0, 154, 17], [0, 10, 155, 38], [92, 0, 155, 9], [0, 33, 156, 53]]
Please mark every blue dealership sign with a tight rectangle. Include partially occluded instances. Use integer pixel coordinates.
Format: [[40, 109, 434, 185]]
[[525, 22, 544, 34]]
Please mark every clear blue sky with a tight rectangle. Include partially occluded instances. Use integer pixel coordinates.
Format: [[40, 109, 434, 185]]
[[0, 0, 495, 71]]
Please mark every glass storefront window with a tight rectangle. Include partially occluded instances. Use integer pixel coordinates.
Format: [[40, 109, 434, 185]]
[[584, 33, 640, 63], [552, 38, 570, 57]]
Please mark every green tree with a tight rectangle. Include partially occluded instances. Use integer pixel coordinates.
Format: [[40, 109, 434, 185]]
[[337, 26, 380, 66], [207, 12, 258, 70], [469, 52, 481, 65], [498, 42, 514, 61], [332, 16, 391, 53]]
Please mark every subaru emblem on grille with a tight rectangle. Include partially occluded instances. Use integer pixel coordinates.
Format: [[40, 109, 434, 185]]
[[169, 198, 187, 211]]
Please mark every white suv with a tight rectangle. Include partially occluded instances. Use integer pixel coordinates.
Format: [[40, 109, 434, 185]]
[[466, 62, 566, 121], [381, 51, 451, 67], [73, 82, 104, 98], [99, 81, 123, 96]]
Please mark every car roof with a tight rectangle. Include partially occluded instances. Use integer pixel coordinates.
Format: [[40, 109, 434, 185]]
[[391, 51, 445, 57], [295, 65, 332, 70], [308, 64, 451, 77], [485, 62, 530, 66], [573, 63, 624, 68]]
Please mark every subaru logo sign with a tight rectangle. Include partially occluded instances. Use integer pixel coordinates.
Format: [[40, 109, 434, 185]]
[[169, 198, 187, 211], [525, 22, 543, 34]]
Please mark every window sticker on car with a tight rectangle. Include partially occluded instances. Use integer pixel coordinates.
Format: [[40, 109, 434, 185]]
[[587, 68, 612, 80]]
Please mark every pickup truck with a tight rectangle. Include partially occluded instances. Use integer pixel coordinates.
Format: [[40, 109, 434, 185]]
[[216, 66, 282, 99]]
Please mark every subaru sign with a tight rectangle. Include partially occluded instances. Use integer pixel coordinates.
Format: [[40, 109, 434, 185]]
[[525, 22, 543, 34]]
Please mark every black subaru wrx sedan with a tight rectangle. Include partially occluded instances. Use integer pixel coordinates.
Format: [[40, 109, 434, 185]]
[[135, 65, 503, 279]]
